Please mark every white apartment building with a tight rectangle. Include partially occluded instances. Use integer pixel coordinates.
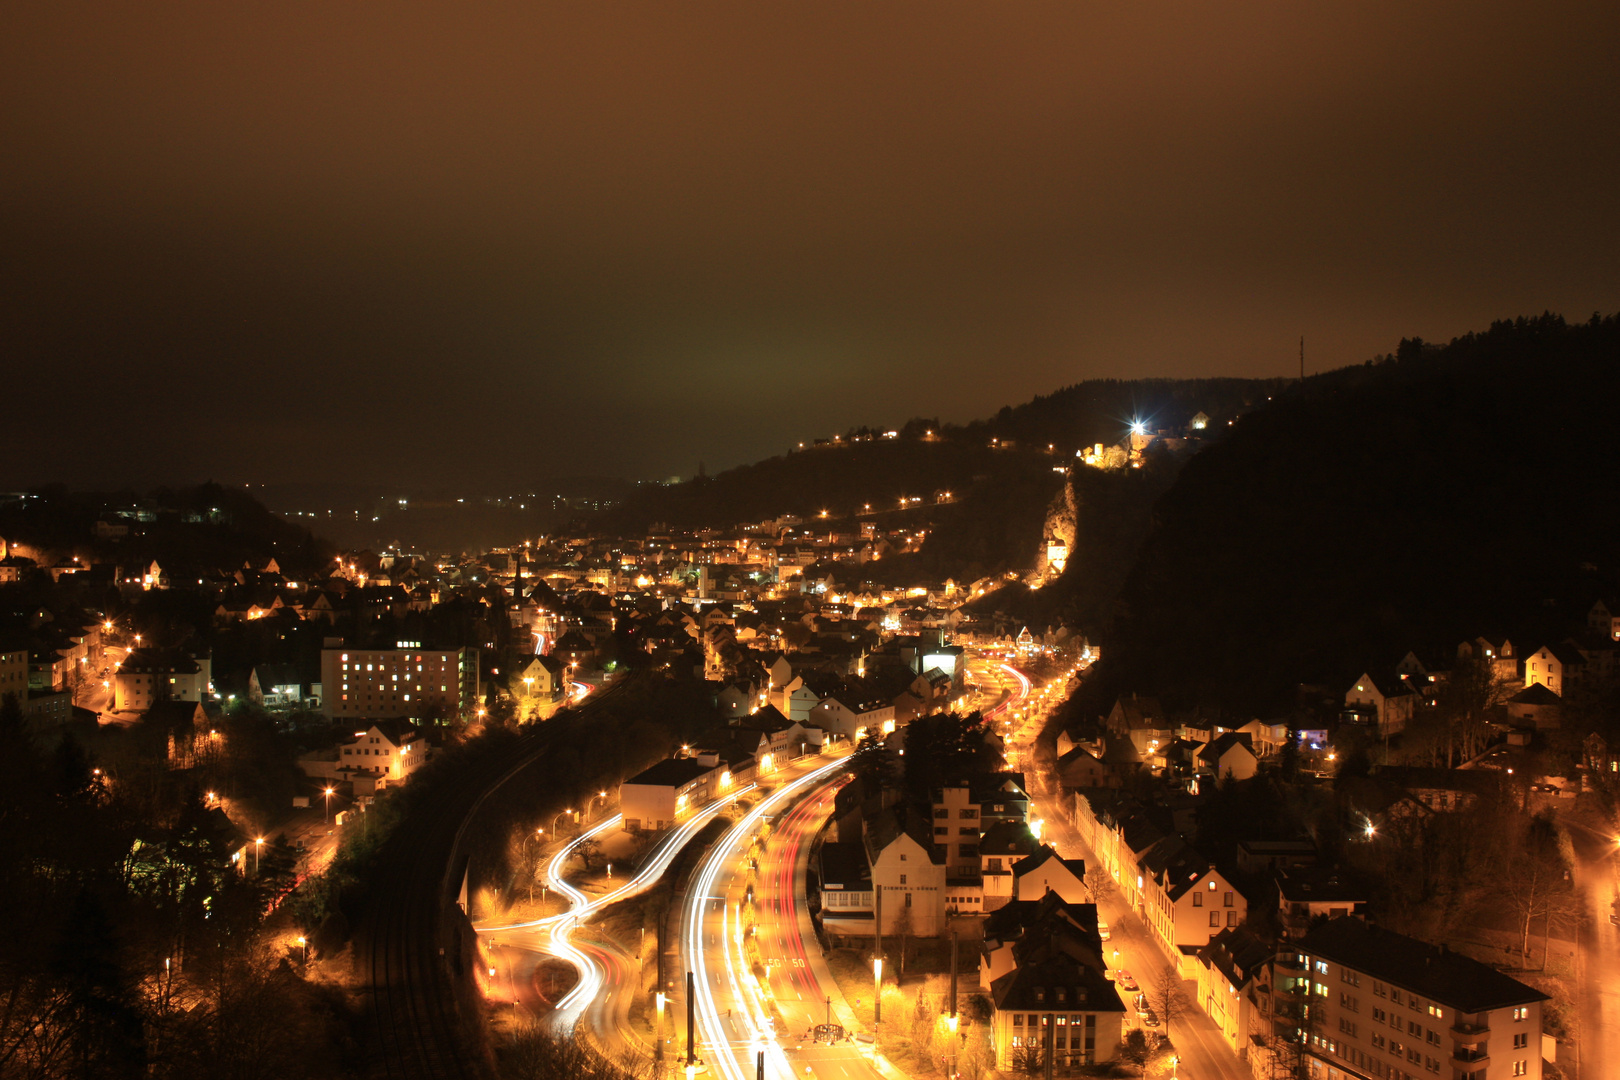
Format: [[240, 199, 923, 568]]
[[338, 721, 426, 789], [1280, 917, 1548, 1080]]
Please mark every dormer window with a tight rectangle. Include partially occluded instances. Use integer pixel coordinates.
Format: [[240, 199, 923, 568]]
[[1034, 988, 1045, 1004], [1056, 988, 1067, 1003]]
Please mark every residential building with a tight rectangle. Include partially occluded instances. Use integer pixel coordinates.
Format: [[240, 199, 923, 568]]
[[1456, 637, 1520, 687], [1136, 834, 1247, 959], [513, 653, 566, 703], [1277, 917, 1548, 1080], [114, 647, 209, 712], [864, 804, 947, 936], [1502, 684, 1561, 730], [1238, 720, 1290, 758], [730, 705, 821, 767], [1523, 644, 1584, 696], [808, 691, 895, 740], [1055, 745, 1124, 789], [818, 841, 875, 945], [1193, 925, 1272, 1057], [337, 721, 426, 792], [980, 820, 1040, 911], [248, 664, 308, 708], [1197, 732, 1258, 781], [989, 951, 1124, 1070], [1277, 867, 1370, 938], [931, 783, 986, 879], [1587, 599, 1620, 642], [319, 643, 478, 719], [1344, 673, 1415, 737], [1011, 846, 1088, 903], [981, 893, 1106, 989], [1104, 692, 1165, 737]]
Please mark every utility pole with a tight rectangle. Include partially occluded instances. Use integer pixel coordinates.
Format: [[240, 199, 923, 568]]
[[873, 889, 883, 1026], [1299, 336, 1305, 380], [948, 930, 959, 1080], [1044, 1012, 1055, 1080], [687, 970, 696, 1067], [656, 921, 667, 1073], [757, 1050, 765, 1080]]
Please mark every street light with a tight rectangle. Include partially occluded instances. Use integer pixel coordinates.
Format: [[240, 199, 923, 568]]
[[254, 836, 264, 874], [873, 956, 883, 1024], [324, 786, 335, 824], [588, 790, 608, 821], [550, 808, 575, 838]]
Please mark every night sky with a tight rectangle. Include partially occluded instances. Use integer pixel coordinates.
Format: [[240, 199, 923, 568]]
[[3, 3, 1617, 491]]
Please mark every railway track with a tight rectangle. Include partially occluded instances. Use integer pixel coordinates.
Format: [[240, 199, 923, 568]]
[[356, 681, 629, 1080]]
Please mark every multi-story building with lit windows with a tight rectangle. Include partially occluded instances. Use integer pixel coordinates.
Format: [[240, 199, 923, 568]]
[[319, 642, 478, 719], [1275, 917, 1547, 1080], [114, 647, 210, 712]]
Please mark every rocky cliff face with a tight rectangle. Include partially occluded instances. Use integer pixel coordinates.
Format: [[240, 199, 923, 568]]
[[1034, 478, 1078, 585]]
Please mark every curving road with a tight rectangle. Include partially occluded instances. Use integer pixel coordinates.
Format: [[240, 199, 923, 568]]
[[478, 787, 755, 1038]]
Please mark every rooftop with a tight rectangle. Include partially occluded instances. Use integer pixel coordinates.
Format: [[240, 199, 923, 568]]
[[1294, 917, 1549, 1013]]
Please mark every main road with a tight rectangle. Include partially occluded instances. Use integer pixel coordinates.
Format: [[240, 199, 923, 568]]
[[478, 750, 858, 1066], [678, 755, 877, 1080], [1565, 819, 1620, 1080]]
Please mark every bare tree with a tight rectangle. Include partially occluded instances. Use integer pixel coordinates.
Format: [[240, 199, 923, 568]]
[[1154, 963, 1187, 1039], [1431, 655, 1506, 768], [893, 900, 915, 979]]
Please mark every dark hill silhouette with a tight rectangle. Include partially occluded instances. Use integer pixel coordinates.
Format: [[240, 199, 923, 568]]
[[593, 376, 1288, 583], [1076, 312, 1620, 717]]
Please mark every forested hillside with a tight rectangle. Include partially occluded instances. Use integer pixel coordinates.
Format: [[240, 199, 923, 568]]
[[1076, 313, 1620, 718]]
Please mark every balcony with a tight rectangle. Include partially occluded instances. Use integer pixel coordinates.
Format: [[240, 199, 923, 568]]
[[1449, 1021, 1490, 1040], [1450, 1049, 1489, 1069]]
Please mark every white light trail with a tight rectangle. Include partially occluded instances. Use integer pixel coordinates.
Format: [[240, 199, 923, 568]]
[[478, 784, 757, 1031], [682, 756, 850, 1080]]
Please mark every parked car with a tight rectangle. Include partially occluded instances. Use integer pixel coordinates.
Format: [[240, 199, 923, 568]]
[[1116, 970, 1139, 992], [1142, 1009, 1161, 1029], [1097, 920, 1111, 941]]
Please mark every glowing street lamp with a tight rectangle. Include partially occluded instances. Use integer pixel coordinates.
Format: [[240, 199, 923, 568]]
[[324, 786, 335, 824], [873, 956, 883, 1024], [254, 836, 264, 873]]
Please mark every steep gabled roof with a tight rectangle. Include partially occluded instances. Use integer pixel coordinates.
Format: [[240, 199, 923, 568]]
[[1198, 926, 1272, 989], [863, 803, 944, 866], [1011, 845, 1087, 885], [1507, 682, 1561, 706], [1197, 731, 1255, 763], [979, 820, 1039, 858], [989, 951, 1125, 1014]]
